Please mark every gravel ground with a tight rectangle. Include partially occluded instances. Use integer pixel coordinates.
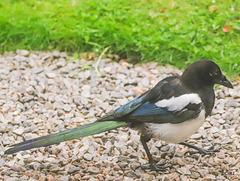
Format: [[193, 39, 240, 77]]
[[0, 50, 239, 181]]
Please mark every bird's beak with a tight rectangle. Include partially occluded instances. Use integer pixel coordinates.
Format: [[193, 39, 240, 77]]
[[217, 75, 233, 88]]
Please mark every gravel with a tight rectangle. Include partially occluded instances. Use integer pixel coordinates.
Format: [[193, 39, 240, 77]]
[[0, 50, 240, 180]]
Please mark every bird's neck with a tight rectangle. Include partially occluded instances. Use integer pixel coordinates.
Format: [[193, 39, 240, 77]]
[[181, 73, 214, 91], [181, 75, 215, 117]]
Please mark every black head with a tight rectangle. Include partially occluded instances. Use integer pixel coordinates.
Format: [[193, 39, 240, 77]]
[[181, 60, 233, 89]]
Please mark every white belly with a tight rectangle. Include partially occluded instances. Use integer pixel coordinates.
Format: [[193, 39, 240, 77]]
[[145, 110, 205, 143]]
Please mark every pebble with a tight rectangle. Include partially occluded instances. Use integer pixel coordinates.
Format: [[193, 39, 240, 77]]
[[204, 174, 216, 180], [45, 72, 56, 78], [13, 128, 24, 136], [32, 67, 44, 74], [141, 174, 154, 181], [63, 104, 72, 112], [18, 49, 29, 57], [88, 166, 99, 173], [83, 153, 93, 161], [198, 127, 207, 137], [210, 127, 219, 134], [225, 99, 238, 107], [177, 167, 191, 175], [190, 172, 200, 179], [198, 169, 209, 177], [67, 165, 80, 173], [0, 51, 239, 180], [111, 91, 123, 98], [190, 133, 201, 139], [73, 174, 81, 180]]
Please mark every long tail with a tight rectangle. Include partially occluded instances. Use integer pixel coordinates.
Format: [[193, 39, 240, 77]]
[[5, 121, 127, 154]]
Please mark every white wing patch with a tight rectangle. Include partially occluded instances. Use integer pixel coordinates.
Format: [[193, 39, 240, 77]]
[[155, 93, 202, 111]]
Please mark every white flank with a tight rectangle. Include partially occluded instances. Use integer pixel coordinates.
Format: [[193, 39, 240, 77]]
[[146, 110, 205, 143], [155, 93, 202, 111]]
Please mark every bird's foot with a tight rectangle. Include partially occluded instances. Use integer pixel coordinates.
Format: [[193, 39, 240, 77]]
[[138, 161, 171, 172], [185, 145, 220, 155]]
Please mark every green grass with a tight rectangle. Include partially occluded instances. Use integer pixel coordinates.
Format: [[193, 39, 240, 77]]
[[0, 0, 240, 75]]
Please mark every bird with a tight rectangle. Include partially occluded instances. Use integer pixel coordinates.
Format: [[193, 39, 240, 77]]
[[5, 60, 233, 171]]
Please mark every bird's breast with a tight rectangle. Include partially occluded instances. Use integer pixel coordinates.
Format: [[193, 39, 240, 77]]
[[145, 109, 205, 143]]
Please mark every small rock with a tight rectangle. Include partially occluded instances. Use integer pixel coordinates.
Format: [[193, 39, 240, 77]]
[[190, 172, 200, 179], [52, 51, 60, 57], [190, 133, 201, 139], [81, 90, 91, 98], [32, 67, 44, 74], [63, 104, 72, 112], [119, 162, 128, 168], [88, 166, 99, 173], [198, 127, 207, 137], [73, 174, 81, 180], [142, 77, 150, 87], [141, 174, 154, 181], [217, 119, 225, 124], [173, 157, 185, 166], [204, 174, 216, 180], [103, 66, 112, 73], [13, 128, 24, 135], [210, 127, 219, 134], [45, 72, 56, 78], [59, 176, 69, 181], [177, 167, 191, 175], [111, 91, 122, 98], [222, 113, 233, 121], [67, 165, 80, 173], [5, 177, 18, 181], [161, 145, 170, 152], [0, 159, 6, 167], [225, 99, 238, 107], [24, 133, 39, 140], [223, 124, 232, 129], [83, 153, 93, 161], [198, 169, 209, 177], [26, 86, 35, 95], [18, 50, 29, 56]]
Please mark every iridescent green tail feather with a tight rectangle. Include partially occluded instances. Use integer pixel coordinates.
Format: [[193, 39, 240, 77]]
[[5, 121, 127, 154]]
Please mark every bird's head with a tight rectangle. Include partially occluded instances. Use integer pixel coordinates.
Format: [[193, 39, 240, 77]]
[[182, 60, 233, 89]]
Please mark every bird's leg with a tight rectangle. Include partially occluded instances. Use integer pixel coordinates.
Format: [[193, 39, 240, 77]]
[[180, 142, 219, 155], [139, 136, 169, 171]]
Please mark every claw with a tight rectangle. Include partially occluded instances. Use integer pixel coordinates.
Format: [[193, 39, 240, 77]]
[[185, 146, 219, 155], [180, 142, 220, 156]]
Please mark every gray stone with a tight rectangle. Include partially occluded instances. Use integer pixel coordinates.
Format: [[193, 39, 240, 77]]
[[111, 91, 122, 98], [63, 104, 72, 112], [45, 72, 56, 78], [67, 165, 80, 173], [88, 166, 99, 173], [83, 153, 93, 161], [52, 51, 60, 57], [18, 50, 30, 56], [13, 128, 24, 135], [198, 169, 209, 177], [177, 167, 191, 175], [32, 67, 44, 74], [190, 133, 201, 139], [225, 99, 238, 107]]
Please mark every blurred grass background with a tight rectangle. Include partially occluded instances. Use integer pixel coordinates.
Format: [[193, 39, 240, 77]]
[[0, 0, 239, 75]]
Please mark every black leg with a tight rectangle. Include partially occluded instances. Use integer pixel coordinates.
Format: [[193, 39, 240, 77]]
[[139, 136, 169, 171], [180, 142, 219, 155]]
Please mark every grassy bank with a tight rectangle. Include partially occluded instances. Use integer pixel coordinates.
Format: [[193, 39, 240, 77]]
[[0, 0, 240, 74]]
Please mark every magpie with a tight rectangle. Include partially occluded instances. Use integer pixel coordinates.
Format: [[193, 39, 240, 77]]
[[5, 60, 233, 171]]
